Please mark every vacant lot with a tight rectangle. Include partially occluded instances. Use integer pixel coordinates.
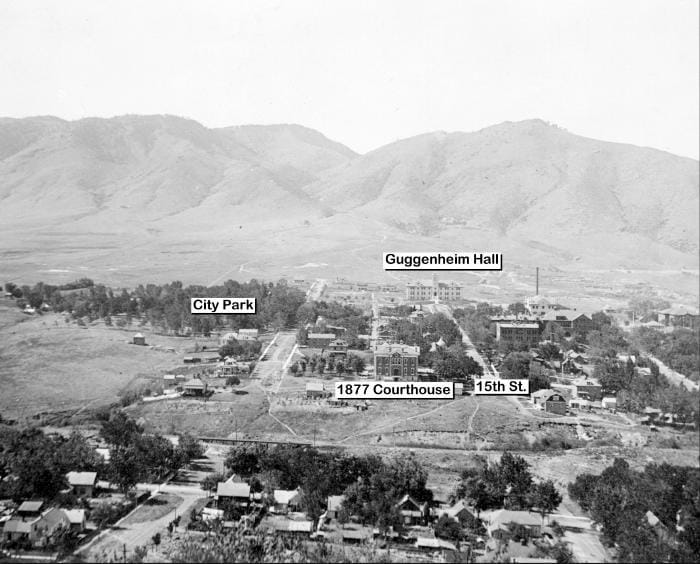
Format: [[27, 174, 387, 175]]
[[0, 300, 211, 419]]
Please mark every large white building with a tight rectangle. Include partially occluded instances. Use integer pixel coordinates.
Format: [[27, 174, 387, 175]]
[[406, 275, 463, 302]]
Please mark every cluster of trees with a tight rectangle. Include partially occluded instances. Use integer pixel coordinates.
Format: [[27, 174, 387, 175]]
[[223, 444, 434, 532], [5, 279, 306, 336], [341, 454, 433, 534], [296, 301, 370, 348], [455, 453, 562, 518], [632, 326, 699, 382], [384, 313, 462, 356], [499, 351, 552, 393], [289, 352, 366, 377], [219, 338, 262, 360], [594, 358, 699, 425], [0, 425, 101, 501], [569, 458, 699, 562], [99, 411, 204, 493]]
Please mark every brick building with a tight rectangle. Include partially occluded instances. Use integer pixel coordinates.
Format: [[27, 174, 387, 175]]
[[374, 343, 420, 380]]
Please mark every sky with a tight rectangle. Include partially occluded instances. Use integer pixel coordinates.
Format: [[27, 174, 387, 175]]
[[1, 0, 698, 158]]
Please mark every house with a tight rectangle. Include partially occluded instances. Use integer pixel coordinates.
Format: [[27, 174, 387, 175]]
[[541, 310, 594, 338], [237, 328, 259, 340], [307, 333, 336, 348], [435, 500, 478, 526], [601, 397, 617, 411], [656, 307, 700, 330], [374, 343, 420, 381], [326, 495, 345, 520], [66, 471, 97, 497], [496, 322, 541, 347], [306, 382, 326, 399], [530, 390, 567, 415], [263, 517, 313, 536], [183, 378, 208, 397], [2, 507, 70, 547], [395, 494, 429, 526], [572, 377, 603, 401], [163, 374, 176, 385], [569, 397, 591, 411], [525, 296, 562, 318], [63, 509, 86, 532], [216, 482, 250, 507], [327, 339, 348, 361], [485, 510, 543, 539], [272, 489, 302, 514], [342, 529, 368, 544], [133, 333, 146, 346], [644, 407, 662, 420]]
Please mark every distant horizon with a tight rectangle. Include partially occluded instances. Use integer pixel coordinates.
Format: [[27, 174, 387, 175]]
[[2, 0, 697, 159], [3, 112, 698, 161]]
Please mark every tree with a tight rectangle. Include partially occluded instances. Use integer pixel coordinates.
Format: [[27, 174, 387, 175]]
[[500, 352, 531, 379], [435, 514, 462, 541], [100, 411, 142, 451], [108, 448, 143, 494], [226, 375, 241, 386], [337, 505, 350, 529], [531, 480, 562, 521]]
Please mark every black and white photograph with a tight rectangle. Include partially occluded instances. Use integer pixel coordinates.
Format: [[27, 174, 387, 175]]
[[0, 1, 698, 562]]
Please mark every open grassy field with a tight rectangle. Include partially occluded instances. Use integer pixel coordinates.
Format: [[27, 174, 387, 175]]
[[0, 298, 220, 419]]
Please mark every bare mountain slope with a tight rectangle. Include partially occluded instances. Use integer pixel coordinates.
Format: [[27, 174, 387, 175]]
[[0, 116, 697, 286], [305, 120, 698, 258], [0, 115, 355, 229]]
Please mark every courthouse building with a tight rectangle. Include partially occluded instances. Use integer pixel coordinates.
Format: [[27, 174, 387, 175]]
[[374, 343, 420, 381]]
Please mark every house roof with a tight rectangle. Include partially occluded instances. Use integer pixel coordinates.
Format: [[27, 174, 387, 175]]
[[541, 310, 590, 322], [273, 489, 300, 505], [265, 517, 313, 532], [327, 495, 345, 512], [66, 471, 97, 487], [657, 306, 699, 316], [184, 378, 206, 389], [134, 333, 144, 338], [439, 500, 472, 520], [306, 382, 324, 392], [63, 509, 86, 524], [216, 482, 250, 498], [2, 517, 35, 533], [375, 343, 420, 356], [395, 494, 424, 511], [415, 537, 457, 551], [18, 501, 43, 513], [488, 509, 542, 529], [308, 333, 336, 339]]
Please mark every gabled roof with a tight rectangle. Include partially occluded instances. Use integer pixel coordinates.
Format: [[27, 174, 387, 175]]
[[307, 333, 336, 339], [216, 481, 250, 498], [306, 382, 324, 392], [63, 509, 86, 525], [657, 306, 699, 316], [273, 489, 300, 505], [66, 471, 97, 487], [541, 310, 590, 322], [395, 494, 424, 511], [17, 501, 43, 513], [183, 378, 206, 389], [439, 499, 473, 520]]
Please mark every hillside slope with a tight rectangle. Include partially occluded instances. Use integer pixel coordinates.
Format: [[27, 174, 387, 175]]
[[0, 116, 697, 286]]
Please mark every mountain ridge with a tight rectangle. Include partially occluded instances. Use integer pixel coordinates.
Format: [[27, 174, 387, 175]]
[[0, 114, 697, 285]]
